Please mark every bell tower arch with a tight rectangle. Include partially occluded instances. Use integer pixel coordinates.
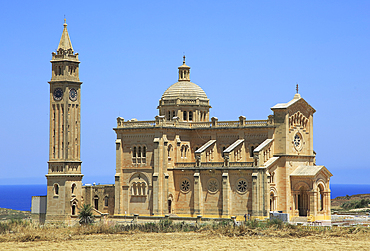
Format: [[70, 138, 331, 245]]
[[46, 19, 83, 222]]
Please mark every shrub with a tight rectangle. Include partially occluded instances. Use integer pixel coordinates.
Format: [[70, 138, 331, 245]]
[[78, 204, 94, 225]]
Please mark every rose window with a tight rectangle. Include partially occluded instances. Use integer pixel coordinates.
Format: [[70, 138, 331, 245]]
[[237, 179, 247, 193], [207, 179, 219, 193], [180, 179, 190, 193]]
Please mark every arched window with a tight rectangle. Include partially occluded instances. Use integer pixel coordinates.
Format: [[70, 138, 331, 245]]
[[71, 183, 76, 194], [189, 111, 193, 121], [142, 146, 146, 158], [72, 203, 76, 215], [138, 147, 142, 163], [138, 147, 141, 157], [104, 196, 109, 207], [133, 147, 137, 158], [168, 111, 171, 120], [181, 145, 187, 158], [54, 184, 59, 196], [131, 181, 147, 196], [168, 144, 172, 158], [183, 111, 187, 121], [250, 146, 255, 157], [172, 110, 176, 119], [184, 146, 188, 158]]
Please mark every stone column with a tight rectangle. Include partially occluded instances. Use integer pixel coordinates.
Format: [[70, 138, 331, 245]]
[[309, 190, 317, 217]]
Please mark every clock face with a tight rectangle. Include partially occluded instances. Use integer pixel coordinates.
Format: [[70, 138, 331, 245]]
[[53, 88, 63, 101], [69, 88, 77, 101], [293, 133, 302, 150]]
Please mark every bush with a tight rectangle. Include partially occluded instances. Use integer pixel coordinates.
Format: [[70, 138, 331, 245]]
[[78, 204, 94, 225], [341, 199, 370, 210]]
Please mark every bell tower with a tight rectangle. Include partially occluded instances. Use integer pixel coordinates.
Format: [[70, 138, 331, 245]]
[[46, 19, 83, 221]]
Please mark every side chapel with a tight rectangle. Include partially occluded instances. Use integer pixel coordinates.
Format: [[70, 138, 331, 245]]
[[44, 21, 332, 223]]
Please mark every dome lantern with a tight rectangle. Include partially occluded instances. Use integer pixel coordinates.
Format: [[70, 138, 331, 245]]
[[178, 55, 190, 81]]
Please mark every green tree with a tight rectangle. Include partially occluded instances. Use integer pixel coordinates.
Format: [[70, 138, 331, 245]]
[[78, 204, 94, 225]]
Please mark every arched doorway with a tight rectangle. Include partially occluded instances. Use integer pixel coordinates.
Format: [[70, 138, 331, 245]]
[[318, 184, 325, 211], [270, 190, 277, 211], [298, 186, 309, 216], [94, 196, 99, 210], [168, 195, 173, 214]]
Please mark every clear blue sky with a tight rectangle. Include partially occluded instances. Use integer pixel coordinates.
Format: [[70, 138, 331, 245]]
[[1, 1, 369, 185]]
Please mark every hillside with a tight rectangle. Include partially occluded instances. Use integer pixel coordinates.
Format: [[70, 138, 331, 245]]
[[0, 208, 31, 221], [331, 193, 370, 210]]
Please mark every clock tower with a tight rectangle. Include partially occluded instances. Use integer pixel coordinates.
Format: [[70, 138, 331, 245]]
[[46, 19, 83, 221]]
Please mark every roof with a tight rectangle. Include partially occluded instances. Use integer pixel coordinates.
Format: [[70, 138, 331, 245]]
[[58, 20, 73, 51], [195, 139, 216, 153], [162, 81, 208, 100], [254, 139, 273, 152], [224, 139, 244, 153], [262, 157, 279, 168], [271, 94, 300, 109], [271, 94, 316, 113], [290, 165, 333, 177]]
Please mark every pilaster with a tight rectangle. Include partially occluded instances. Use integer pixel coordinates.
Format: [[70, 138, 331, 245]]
[[222, 171, 230, 216]]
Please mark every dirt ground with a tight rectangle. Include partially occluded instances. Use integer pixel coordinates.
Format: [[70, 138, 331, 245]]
[[0, 232, 369, 251]]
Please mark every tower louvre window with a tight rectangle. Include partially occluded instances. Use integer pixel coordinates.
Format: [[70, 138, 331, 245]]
[[183, 111, 187, 121]]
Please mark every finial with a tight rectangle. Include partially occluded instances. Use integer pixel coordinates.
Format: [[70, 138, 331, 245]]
[[183, 55, 186, 64], [296, 83, 299, 93], [63, 16, 67, 27]]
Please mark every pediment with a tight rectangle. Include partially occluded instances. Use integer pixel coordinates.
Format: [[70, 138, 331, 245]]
[[287, 98, 316, 118]]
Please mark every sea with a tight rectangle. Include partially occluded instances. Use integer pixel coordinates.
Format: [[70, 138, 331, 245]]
[[1, 184, 370, 211]]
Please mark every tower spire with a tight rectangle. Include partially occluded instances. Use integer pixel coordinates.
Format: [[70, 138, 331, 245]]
[[58, 18, 73, 52]]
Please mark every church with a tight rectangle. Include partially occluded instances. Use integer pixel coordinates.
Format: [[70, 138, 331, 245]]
[[42, 21, 332, 223]]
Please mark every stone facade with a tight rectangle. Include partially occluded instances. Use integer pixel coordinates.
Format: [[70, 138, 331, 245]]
[[45, 22, 332, 223]]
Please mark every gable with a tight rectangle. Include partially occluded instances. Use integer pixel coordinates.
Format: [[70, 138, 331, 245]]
[[271, 96, 316, 118]]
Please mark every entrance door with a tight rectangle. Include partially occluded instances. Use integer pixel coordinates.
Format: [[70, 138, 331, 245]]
[[94, 196, 99, 210], [168, 200, 172, 214], [298, 188, 308, 216]]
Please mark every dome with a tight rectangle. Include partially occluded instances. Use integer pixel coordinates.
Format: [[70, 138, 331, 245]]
[[162, 81, 208, 100]]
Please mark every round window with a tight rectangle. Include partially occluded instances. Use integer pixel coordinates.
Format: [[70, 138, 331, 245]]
[[180, 178, 191, 193], [207, 178, 219, 193], [293, 132, 303, 150], [236, 179, 248, 194]]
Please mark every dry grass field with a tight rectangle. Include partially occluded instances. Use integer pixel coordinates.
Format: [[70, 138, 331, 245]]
[[1, 220, 370, 250], [1, 232, 370, 250]]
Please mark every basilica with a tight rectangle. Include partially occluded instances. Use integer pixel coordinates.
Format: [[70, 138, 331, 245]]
[[41, 21, 332, 223]]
